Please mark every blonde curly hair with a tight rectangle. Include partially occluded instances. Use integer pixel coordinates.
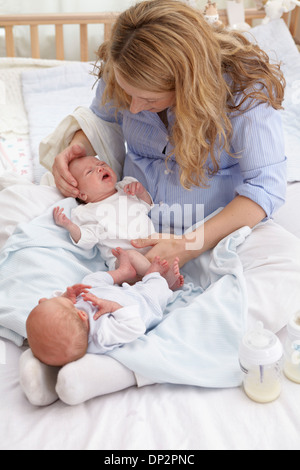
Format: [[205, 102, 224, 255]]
[[95, 0, 285, 189]]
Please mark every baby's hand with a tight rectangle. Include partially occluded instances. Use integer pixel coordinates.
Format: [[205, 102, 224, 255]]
[[82, 292, 122, 320], [53, 206, 71, 229], [124, 181, 147, 198], [62, 284, 91, 304]]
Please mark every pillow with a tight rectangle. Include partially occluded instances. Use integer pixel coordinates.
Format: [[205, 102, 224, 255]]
[[21, 62, 96, 183], [0, 178, 62, 250], [247, 19, 300, 182]]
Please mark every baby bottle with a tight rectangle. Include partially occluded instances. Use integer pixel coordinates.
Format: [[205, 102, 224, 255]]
[[283, 312, 300, 384], [239, 321, 283, 404]]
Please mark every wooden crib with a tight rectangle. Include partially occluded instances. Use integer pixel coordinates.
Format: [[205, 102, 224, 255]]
[[0, 7, 299, 61]]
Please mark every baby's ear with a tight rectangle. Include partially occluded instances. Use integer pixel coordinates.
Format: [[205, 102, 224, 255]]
[[78, 192, 88, 202]]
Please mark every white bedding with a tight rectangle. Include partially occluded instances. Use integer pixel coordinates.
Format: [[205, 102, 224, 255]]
[[1, 329, 300, 451], [0, 20, 300, 451]]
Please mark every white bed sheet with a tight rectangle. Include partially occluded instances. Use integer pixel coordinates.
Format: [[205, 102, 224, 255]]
[[1, 327, 300, 450]]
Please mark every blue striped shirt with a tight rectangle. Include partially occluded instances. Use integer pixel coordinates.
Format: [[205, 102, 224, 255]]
[[90, 79, 287, 234]]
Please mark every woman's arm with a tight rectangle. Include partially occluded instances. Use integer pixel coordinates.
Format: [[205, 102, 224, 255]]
[[52, 130, 96, 197], [132, 195, 266, 266]]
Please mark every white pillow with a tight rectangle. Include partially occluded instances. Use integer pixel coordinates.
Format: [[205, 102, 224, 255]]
[[0, 178, 62, 250], [248, 19, 300, 182], [21, 62, 95, 183]]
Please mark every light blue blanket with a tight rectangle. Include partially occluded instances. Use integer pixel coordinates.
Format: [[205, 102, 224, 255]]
[[0, 198, 251, 387]]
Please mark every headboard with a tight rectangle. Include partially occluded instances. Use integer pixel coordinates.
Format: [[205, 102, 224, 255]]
[[0, 7, 299, 61], [0, 12, 119, 61]]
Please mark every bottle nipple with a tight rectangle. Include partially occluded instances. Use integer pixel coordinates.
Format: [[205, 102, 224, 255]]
[[250, 321, 270, 349]]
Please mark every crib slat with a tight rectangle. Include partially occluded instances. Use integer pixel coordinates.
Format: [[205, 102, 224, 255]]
[[289, 6, 300, 37], [30, 25, 40, 59], [80, 24, 89, 62], [5, 26, 15, 57], [104, 23, 112, 41], [55, 24, 64, 60]]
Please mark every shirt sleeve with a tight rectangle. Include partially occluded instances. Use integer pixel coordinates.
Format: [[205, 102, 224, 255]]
[[230, 101, 287, 218], [90, 305, 146, 354], [116, 177, 155, 209], [70, 206, 106, 250], [82, 271, 114, 288], [90, 78, 123, 125], [71, 223, 106, 250]]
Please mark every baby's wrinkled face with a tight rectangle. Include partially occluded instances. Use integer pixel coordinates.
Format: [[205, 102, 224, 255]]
[[69, 156, 118, 203]]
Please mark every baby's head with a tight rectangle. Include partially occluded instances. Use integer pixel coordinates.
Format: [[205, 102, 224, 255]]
[[69, 156, 118, 203], [26, 297, 89, 367]]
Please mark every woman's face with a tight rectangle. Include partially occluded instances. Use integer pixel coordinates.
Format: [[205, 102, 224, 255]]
[[114, 68, 175, 114]]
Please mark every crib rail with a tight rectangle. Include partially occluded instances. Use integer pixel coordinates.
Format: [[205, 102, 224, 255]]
[[0, 12, 119, 61], [0, 8, 299, 61]]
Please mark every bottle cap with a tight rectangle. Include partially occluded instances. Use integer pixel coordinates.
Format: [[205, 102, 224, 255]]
[[287, 312, 300, 340], [239, 321, 283, 366]]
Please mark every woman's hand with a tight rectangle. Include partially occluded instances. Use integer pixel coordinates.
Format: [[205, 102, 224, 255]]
[[131, 233, 198, 268], [52, 143, 86, 197]]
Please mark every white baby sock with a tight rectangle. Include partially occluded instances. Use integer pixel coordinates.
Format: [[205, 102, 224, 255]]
[[19, 349, 60, 406], [56, 354, 138, 405]]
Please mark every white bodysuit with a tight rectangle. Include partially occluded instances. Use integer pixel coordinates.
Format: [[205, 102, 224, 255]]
[[75, 270, 173, 354], [71, 177, 156, 269]]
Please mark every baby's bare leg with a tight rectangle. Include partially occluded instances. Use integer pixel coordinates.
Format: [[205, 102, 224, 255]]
[[109, 248, 137, 285], [112, 249, 184, 289], [125, 249, 151, 277]]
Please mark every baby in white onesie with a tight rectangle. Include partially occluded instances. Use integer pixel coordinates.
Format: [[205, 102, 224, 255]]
[[53, 156, 181, 289], [26, 248, 182, 367]]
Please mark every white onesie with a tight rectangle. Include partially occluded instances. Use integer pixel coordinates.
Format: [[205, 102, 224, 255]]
[[75, 270, 173, 354], [70, 177, 156, 269]]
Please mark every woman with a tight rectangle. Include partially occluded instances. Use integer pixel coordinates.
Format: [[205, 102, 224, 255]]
[[53, 0, 286, 263], [21, 0, 300, 405]]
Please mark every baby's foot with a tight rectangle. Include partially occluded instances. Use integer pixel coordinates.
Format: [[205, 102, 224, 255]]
[[111, 247, 137, 283], [165, 257, 184, 291], [170, 257, 184, 290], [144, 256, 184, 291], [144, 256, 170, 277]]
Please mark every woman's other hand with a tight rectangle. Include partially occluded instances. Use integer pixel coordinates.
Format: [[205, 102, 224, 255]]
[[131, 233, 200, 268]]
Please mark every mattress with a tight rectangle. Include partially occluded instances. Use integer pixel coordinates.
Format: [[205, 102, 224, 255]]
[[1, 20, 300, 451]]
